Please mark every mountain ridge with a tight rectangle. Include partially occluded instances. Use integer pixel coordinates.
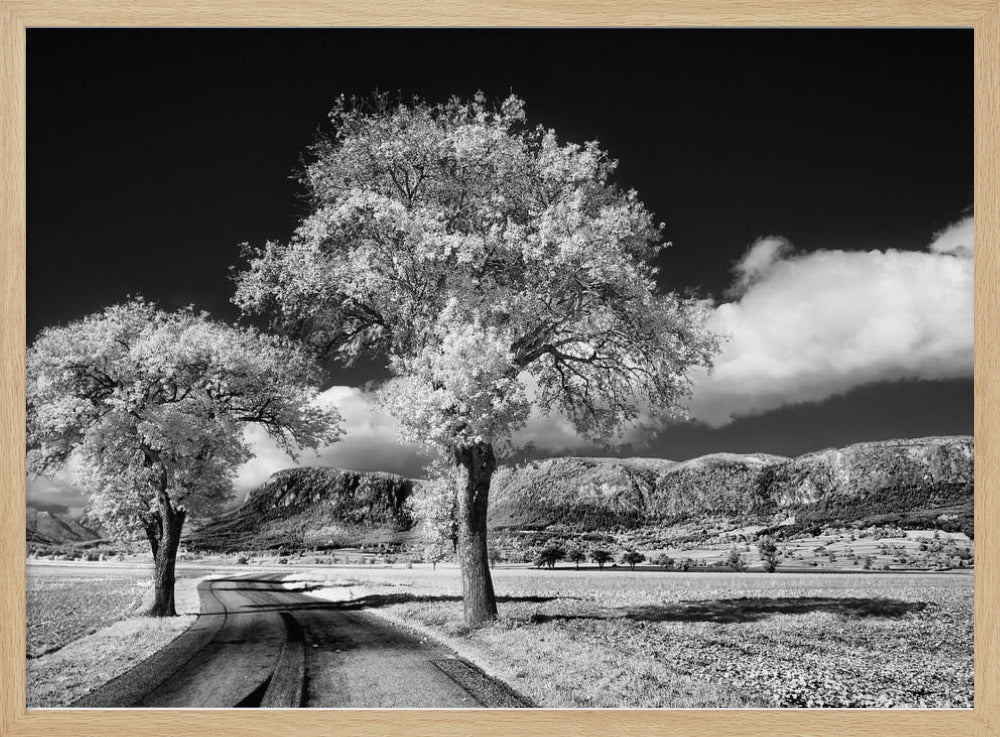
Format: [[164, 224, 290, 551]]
[[184, 435, 973, 553]]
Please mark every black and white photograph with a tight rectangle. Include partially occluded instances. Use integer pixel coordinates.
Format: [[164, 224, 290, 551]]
[[24, 28, 974, 710]]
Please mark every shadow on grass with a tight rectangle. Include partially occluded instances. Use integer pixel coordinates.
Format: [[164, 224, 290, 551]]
[[223, 588, 566, 614], [528, 596, 928, 625]]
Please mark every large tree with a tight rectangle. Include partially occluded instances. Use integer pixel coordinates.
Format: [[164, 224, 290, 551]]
[[234, 93, 718, 625], [27, 299, 339, 615]]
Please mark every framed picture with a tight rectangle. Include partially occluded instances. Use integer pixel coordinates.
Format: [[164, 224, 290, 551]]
[[2, 2, 997, 736]]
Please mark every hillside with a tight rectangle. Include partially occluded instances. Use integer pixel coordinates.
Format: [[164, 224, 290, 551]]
[[187, 467, 414, 551], [26, 505, 102, 546], [490, 436, 973, 536], [183, 436, 973, 554]]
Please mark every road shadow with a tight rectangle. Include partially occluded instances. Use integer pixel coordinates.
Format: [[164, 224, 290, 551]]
[[528, 596, 928, 625], [230, 591, 566, 614]]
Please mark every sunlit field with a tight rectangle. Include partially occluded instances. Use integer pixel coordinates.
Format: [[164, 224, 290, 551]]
[[296, 565, 974, 708], [26, 564, 150, 658]]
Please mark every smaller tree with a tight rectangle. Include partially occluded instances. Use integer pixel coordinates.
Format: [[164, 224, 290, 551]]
[[621, 550, 645, 571], [726, 547, 747, 573], [535, 543, 566, 570], [411, 473, 458, 569], [27, 299, 338, 615], [567, 547, 587, 570], [653, 553, 674, 569], [591, 548, 614, 570], [757, 536, 780, 573]]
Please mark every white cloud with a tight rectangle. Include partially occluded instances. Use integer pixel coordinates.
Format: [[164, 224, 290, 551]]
[[688, 215, 974, 426], [234, 385, 428, 493], [929, 215, 975, 257], [730, 235, 795, 296]]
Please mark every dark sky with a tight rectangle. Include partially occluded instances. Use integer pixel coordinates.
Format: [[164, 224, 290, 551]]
[[27, 29, 973, 465]]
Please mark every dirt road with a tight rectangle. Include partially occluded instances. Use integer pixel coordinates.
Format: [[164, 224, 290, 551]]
[[71, 572, 528, 708]]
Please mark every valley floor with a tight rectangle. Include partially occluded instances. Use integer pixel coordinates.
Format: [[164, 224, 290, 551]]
[[291, 564, 974, 708], [25, 560, 974, 709]]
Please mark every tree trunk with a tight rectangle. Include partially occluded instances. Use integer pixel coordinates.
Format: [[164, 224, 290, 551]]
[[454, 441, 498, 627], [141, 459, 187, 618]]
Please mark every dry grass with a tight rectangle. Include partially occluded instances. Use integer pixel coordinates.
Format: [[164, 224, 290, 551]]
[[27, 565, 151, 658], [26, 563, 202, 708], [295, 565, 973, 709]]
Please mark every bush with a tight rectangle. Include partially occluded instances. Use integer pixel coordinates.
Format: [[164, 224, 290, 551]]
[[236, 555, 249, 565], [278, 557, 289, 565]]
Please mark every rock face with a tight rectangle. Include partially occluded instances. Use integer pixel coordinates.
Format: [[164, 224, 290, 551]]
[[186, 436, 973, 552], [188, 467, 414, 551], [26, 506, 101, 545], [489, 436, 973, 534]]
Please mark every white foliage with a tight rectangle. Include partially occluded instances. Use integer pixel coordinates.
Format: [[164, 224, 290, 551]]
[[27, 298, 341, 536], [234, 93, 719, 454]]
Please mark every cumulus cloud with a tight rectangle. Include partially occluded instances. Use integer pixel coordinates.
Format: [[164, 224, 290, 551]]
[[688, 215, 974, 426], [234, 385, 428, 494], [729, 235, 795, 296]]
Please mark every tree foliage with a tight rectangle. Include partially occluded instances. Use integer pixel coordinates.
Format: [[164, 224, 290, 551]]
[[621, 550, 646, 571], [567, 546, 587, 569], [726, 547, 748, 573], [534, 543, 566, 570], [411, 470, 459, 565], [233, 92, 718, 625], [234, 92, 718, 452], [591, 548, 614, 570], [757, 535, 780, 572], [27, 298, 339, 614]]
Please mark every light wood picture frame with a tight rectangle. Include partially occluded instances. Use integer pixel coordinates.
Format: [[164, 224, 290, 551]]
[[1, 2, 997, 735]]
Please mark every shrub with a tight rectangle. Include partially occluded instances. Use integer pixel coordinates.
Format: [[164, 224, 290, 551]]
[[236, 555, 249, 565]]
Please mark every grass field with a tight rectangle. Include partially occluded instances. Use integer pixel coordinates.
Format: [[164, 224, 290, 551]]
[[26, 563, 205, 707], [298, 565, 974, 708], [26, 564, 152, 658]]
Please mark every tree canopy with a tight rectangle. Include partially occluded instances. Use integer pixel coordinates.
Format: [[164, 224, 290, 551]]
[[233, 92, 719, 625], [27, 298, 340, 614], [235, 92, 718, 453]]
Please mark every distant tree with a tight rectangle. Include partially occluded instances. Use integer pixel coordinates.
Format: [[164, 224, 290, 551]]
[[27, 299, 338, 616], [233, 92, 719, 626], [725, 547, 747, 573], [678, 557, 695, 572], [621, 550, 645, 571], [412, 472, 459, 569], [591, 548, 614, 570], [653, 553, 674, 569], [757, 536, 780, 572], [535, 543, 566, 570], [567, 547, 587, 570]]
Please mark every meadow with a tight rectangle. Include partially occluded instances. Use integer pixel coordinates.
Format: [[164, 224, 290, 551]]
[[298, 565, 974, 708], [24, 559, 974, 709], [26, 563, 151, 658]]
